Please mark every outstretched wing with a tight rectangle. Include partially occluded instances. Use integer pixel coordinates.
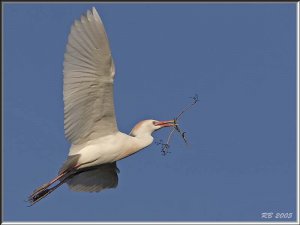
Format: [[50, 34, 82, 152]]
[[63, 7, 118, 145], [66, 162, 119, 192]]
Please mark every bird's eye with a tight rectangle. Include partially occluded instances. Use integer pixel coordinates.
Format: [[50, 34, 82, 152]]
[[153, 121, 157, 125]]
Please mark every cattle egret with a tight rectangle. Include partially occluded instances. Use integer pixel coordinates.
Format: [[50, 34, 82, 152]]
[[28, 7, 176, 206]]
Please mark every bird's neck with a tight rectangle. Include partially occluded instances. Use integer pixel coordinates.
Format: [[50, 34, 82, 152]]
[[134, 133, 154, 148], [116, 133, 154, 161]]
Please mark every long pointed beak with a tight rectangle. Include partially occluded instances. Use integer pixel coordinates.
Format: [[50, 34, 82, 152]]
[[154, 120, 176, 127]]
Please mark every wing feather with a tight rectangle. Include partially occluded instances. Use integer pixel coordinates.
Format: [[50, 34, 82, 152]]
[[66, 162, 119, 192], [63, 7, 117, 144]]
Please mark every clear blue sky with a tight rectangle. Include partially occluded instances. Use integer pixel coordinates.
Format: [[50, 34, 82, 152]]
[[3, 2, 298, 222]]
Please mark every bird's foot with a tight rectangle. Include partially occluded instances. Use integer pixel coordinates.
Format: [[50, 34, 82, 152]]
[[27, 187, 51, 206], [28, 183, 50, 199]]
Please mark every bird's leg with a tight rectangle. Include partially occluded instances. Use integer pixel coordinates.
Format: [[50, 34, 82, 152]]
[[28, 171, 67, 200], [27, 176, 69, 207], [28, 164, 81, 200]]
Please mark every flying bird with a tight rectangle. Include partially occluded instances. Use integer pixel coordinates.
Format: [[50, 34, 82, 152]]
[[28, 7, 176, 206]]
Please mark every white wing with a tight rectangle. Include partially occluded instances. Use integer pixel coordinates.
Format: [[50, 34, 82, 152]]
[[66, 162, 119, 192], [63, 7, 118, 145]]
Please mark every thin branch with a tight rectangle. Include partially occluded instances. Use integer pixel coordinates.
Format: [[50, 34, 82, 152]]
[[156, 94, 199, 155], [175, 94, 199, 121]]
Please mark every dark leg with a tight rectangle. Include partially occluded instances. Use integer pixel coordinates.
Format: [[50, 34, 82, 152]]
[[27, 176, 69, 206], [28, 164, 81, 203]]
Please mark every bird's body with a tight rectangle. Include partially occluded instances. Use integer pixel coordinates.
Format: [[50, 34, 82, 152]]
[[66, 130, 153, 170], [28, 7, 176, 206]]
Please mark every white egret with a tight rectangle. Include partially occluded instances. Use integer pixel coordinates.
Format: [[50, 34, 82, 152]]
[[28, 7, 176, 206]]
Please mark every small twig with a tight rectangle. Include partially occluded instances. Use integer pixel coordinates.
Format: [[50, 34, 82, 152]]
[[166, 128, 176, 145], [175, 94, 199, 121], [182, 132, 188, 144], [155, 139, 170, 155], [156, 94, 199, 155]]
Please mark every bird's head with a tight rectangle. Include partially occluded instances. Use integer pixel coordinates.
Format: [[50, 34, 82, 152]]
[[130, 119, 176, 137]]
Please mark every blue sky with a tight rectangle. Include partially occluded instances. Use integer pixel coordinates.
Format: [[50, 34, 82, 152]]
[[3, 3, 298, 222]]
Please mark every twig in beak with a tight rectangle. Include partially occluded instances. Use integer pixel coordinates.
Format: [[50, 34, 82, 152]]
[[156, 94, 199, 155]]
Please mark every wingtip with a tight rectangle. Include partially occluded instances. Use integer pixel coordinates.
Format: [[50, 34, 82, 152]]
[[92, 7, 98, 16], [91, 7, 102, 23]]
